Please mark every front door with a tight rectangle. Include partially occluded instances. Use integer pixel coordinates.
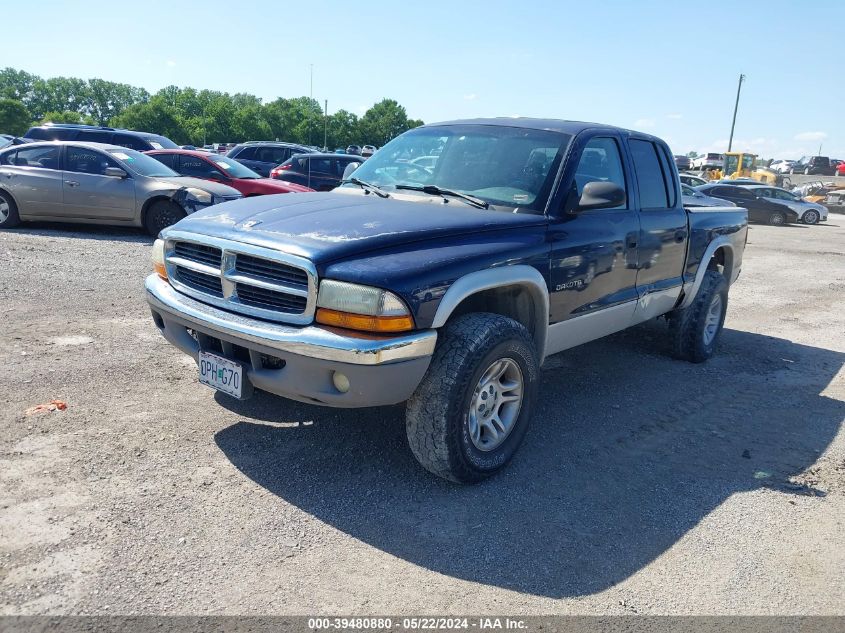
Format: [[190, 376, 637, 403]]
[[62, 146, 135, 220], [549, 135, 640, 324]]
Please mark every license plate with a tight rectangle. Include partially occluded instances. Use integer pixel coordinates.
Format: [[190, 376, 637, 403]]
[[198, 351, 244, 399]]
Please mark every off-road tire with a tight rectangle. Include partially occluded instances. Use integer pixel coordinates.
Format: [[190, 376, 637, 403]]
[[405, 313, 539, 483], [668, 270, 728, 363], [145, 200, 186, 237], [0, 190, 21, 228]]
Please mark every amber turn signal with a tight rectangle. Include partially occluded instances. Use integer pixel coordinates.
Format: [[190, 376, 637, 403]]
[[316, 308, 414, 333]]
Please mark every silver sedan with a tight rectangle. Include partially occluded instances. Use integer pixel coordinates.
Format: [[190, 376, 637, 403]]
[[0, 141, 242, 235]]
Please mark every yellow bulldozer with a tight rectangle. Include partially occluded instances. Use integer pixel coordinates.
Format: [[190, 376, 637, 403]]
[[707, 152, 779, 184]]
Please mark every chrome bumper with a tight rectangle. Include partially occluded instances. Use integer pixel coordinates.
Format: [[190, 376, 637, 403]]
[[145, 274, 436, 365]]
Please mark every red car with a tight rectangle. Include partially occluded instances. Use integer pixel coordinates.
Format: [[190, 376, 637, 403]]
[[836, 160, 845, 176], [146, 149, 313, 196]]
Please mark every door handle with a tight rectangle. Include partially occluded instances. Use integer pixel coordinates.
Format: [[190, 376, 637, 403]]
[[66, 180, 80, 187], [674, 229, 688, 243]]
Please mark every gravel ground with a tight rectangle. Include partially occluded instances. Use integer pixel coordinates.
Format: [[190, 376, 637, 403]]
[[1, 218, 844, 615]]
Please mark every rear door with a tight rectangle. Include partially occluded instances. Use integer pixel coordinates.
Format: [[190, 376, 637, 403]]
[[706, 186, 769, 222], [0, 145, 63, 217], [231, 146, 264, 173], [62, 145, 135, 220], [628, 138, 688, 311]]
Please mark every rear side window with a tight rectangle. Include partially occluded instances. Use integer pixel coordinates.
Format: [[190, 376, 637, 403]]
[[13, 145, 60, 169], [232, 146, 255, 160], [0, 150, 16, 165], [151, 153, 176, 169], [257, 146, 289, 164], [629, 139, 669, 209], [112, 133, 150, 151], [76, 130, 110, 143]]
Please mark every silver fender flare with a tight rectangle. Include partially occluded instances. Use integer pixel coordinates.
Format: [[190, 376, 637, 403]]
[[430, 265, 550, 361], [679, 237, 736, 309]]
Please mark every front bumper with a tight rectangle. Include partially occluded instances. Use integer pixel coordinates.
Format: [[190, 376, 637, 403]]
[[145, 275, 436, 407]]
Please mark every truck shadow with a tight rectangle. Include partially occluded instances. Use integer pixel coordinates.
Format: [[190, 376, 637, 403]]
[[213, 323, 845, 598]]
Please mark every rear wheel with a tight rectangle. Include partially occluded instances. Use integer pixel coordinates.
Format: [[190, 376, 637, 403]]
[[0, 190, 21, 228], [405, 313, 539, 483], [768, 211, 786, 226], [668, 270, 728, 363], [145, 200, 186, 237]]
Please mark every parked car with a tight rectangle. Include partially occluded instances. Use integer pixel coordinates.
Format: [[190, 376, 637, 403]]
[[831, 159, 842, 173], [681, 184, 735, 208], [24, 123, 178, 151], [739, 184, 828, 224], [0, 141, 241, 235], [226, 141, 313, 177], [697, 183, 798, 225], [674, 155, 692, 171], [146, 149, 314, 197], [791, 156, 836, 176], [346, 145, 362, 156], [770, 159, 795, 174], [145, 117, 747, 482], [837, 162, 845, 176], [679, 173, 709, 187], [269, 153, 366, 191], [692, 153, 723, 170], [362, 145, 377, 157]]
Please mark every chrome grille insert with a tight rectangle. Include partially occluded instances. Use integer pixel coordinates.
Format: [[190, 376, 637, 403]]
[[164, 232, 318, 325]]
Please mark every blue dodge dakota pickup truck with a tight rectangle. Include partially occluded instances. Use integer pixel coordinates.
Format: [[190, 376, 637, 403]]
[[146, 118, 747, 482]]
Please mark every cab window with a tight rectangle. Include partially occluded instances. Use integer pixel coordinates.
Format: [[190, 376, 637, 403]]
[[629, 139, 669, 209], [573, 137, 626, 209]]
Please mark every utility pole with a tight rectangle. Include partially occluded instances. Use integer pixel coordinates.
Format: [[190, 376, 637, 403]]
[[727, 73, 745, 152], [324, 99, 328, 150], [308, 64, 314, 145]]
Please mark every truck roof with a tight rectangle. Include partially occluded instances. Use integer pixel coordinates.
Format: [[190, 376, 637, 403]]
[[424, 117, 661, 140]]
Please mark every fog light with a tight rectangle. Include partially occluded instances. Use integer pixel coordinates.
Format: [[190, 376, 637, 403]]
[[332, 371, 350, 394]]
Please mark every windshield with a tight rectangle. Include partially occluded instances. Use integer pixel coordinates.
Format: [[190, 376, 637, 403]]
[[107, 148, 179, 177], [344, 125, 572, 213], [209, 156, 260, 179], [724, 155, 739, 174]]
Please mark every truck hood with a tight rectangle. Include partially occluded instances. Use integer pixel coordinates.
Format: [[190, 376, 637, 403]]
[[171, 191, 547, 265]]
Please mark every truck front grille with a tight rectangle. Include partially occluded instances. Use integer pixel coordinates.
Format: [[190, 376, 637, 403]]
[[234, 254, 308, 288], [236, 284, 308, 313], [173, 242, 222, 268], [165, 235, 317, 325], [175, 266, 223, 297]]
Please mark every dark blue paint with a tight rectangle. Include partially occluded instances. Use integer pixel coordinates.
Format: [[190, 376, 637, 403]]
[[175, 119, 748, 331]]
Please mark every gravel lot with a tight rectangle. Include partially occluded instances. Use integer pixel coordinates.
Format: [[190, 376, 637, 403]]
[[1, 217, 844, 615]]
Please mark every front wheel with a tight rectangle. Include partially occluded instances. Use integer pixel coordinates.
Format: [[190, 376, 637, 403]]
[[405, 313, 539, 483], [668, 270, 728, 363], [145, 200, 186, 237], [802, 210, 819, 225]]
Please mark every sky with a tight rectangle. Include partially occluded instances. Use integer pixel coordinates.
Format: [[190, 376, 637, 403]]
[[3, 0, 843, 158]]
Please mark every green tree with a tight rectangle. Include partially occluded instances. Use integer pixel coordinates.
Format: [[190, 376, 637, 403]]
[[359, 99, 415, 146], [687, 151, 700, 159], [86, 78, 149, 125], [111, 97, 187, 144], [40, 110, 95, 125], [326, 110, 359, 149], [0, 68, 38, 102], [29, 76, 90, 120], [0, 99, 32, 135]]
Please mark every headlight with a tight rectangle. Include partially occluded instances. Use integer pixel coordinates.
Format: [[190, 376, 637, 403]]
[[151, 239, 167, 280], [185, 187, 214, 205], [316, 280, 413, 333]]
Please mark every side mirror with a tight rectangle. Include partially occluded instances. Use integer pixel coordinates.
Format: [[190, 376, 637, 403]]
[[576, 181, 626, 211], [342, 162, 361, 180], [104, 167, 128, 178]]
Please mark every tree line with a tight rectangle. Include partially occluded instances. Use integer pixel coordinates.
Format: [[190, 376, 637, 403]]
[[0, 67, 424, 148]]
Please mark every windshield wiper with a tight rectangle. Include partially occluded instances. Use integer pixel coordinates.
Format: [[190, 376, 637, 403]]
[[394, 184, 489, 209], [342, 177, 390, 198]]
